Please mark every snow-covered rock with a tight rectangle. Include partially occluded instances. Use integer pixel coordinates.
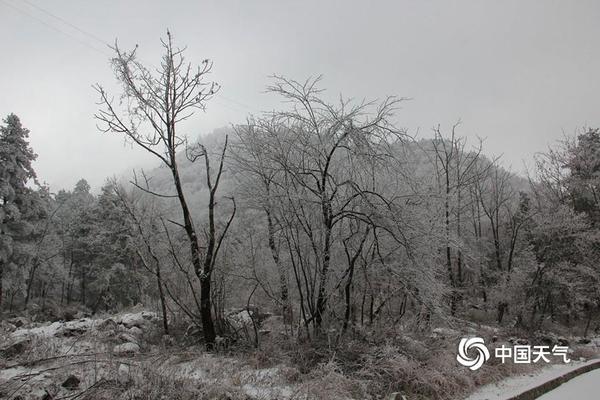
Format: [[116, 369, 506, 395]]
[[118, 311, 158, 329], [113, 342, 140, 356], [128, 326, 143, 337], [117, 363, 131, 384]]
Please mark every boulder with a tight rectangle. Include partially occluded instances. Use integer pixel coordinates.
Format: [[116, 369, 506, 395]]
[[119, 312, 156, 329], [0, 320, 17, 333], [557, 337, 569, 346], [431, 327, 459, 339], [161, 335, 174, 347], [113, 342, 140, 356], [61, 375, 80, 390], [227, 310, 254, 330], [97, 318, 118, 331], [185, 324, 202, 337], [117, 363, 130, 384], [141, 311, 157, 321], [60, 319, 90, 337], [8, 316, 29, 328], [118, 332, 138, 344], [128, 326, 143, 337], [1, 338, 30, 359]]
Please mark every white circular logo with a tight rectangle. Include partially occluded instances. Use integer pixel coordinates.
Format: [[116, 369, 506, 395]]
[[457, 337, 490, 371]]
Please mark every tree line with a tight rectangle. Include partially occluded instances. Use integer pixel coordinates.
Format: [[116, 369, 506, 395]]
[[1, 34, 599, 349]]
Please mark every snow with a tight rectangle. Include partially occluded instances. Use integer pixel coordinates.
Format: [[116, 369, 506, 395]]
[[465, 359, 600, 400], [242, 383, 293, 399], [537, 368, 600, 399], [11, 321, 64, 338]]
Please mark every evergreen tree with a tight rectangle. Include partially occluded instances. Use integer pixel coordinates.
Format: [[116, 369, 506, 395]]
[[0, 114, 38, 308]]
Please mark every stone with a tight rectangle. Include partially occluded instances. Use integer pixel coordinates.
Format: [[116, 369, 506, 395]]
[[141, 311, 157, 320], [0, 320, 17, 333], [161, 334, 174, 347], [119, 313, 146, 329], [117, 363, 130, 384], [128, 326, 143, 337], [557, 337, 569, 346], [8, 316, 29, 328], [185, 324, 202, 337], [113, 342, 140, 356], [118, 332, 138, 344], [97, 318, 118, 331], [61, 374, 80, 390], [1, 338, 31, 359]]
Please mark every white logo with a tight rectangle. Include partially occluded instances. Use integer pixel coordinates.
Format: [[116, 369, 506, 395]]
[[456, 337, 490, 371]]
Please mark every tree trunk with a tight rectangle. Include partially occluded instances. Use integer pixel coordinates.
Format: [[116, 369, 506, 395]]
[[0, 260, 3, 309], [155, 263, 169, 335], [170, 159, 216, 347], [315, 218, 332, 329], [266, 209, 291, 324], [24, 262, 39, 307]]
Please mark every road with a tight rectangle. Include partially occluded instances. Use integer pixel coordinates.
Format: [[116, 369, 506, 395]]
[[537, 368, 600, 399]]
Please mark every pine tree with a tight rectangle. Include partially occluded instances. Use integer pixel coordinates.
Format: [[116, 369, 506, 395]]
[[0, 114, 38, 308]]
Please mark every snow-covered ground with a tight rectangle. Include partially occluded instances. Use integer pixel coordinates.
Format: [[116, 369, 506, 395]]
[[537, 368, 600, 399], [465, 359, 600, 400]]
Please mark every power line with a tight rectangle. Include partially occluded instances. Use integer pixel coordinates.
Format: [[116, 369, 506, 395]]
[[2, 0, 257, 113], [22, 0, 109, 48], [0, 0, 111, 57]]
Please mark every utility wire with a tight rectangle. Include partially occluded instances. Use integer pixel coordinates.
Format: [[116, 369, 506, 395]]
[[22, 0, 109, 47], [2, 0, 256, 112], [0, 0, 111, 57]]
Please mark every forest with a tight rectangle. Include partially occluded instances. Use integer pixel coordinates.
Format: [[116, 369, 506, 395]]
[[1, 34, 600, 400]]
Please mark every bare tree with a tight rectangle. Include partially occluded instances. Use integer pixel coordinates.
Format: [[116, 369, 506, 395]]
[[431, 124, 485, 314], [245, 76, 407, 334], [94, 32, 233, 347]]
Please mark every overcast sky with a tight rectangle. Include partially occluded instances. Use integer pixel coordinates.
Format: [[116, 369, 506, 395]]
[[1, 0, 599, 191]]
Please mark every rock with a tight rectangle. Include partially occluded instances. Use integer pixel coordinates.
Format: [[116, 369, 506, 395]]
[[98, 318, 118, 331], [60, 320, 89, 337], [41, 389, 54, 400], [113, 342, 140, 356], [128, 326, 143, 337], [119, 312, 151, 329], [185, 324, 202, 337], [141, 311, 157, 321], [578, 337, 592, 344], [8, 316, 29, 328], [161, 334, 174, 347], [62, 309, 77, 322], [227, 310, 254, 329], [515, 338, 529, 345], [117, 363, 130, 384], [388, 393, 407, 400], [118, 332, 138, 344], [557, 337, 569, 346], [61, 375, 80, 390], [0, 320, 17, 333], [261, 315, 285, 335], [431, 327, 459, 338], [1, 338, 30, 359]]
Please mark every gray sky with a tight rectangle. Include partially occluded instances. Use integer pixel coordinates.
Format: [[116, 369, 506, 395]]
[[1, 0, 599, 191]]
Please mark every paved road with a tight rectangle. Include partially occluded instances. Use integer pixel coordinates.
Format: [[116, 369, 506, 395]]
[[537, 368, 600, 399]]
